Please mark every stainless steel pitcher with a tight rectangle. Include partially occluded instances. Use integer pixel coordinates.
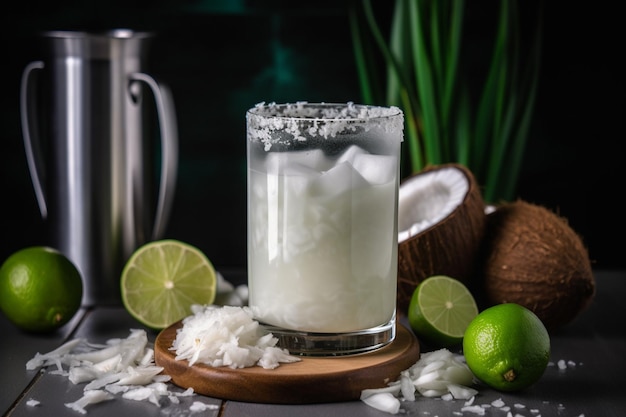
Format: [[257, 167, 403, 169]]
[[20, 29, 178, 306]]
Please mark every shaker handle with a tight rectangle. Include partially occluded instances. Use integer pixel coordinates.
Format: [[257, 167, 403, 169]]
[[20, 61, 48, 219], [128, 73, 178, 240]]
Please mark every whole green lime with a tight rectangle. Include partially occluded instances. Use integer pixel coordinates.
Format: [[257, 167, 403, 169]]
[[463, 303, 550, 392], [0, 247, 83, 332]]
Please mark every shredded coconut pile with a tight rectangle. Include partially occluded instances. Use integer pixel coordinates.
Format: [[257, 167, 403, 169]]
[[362, 350, 586, 415], [360, 348, 478, 414], [171, 305, 301, 369], [25, 329, 200, 414]]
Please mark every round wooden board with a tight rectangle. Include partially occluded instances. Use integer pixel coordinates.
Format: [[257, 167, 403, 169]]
[[155, 322, 420, 404]]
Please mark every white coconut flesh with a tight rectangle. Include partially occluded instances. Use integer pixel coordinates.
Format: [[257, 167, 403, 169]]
[[398, 167, 469, 243]]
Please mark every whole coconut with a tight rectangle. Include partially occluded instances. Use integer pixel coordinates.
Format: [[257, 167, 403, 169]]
[[480, 200, 595, 330]]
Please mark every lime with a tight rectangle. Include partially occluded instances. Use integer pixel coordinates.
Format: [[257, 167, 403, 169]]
[[121, 239, 217, 330], [0, 246, 83, 333], [463, 303, 550, 392], [407, 275, 478, 348]]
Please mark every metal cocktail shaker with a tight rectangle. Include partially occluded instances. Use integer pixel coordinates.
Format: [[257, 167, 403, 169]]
[[20, 29, 178, 306]]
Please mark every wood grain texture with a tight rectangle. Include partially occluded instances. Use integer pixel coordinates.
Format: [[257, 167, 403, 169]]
[[155, 323, 420, 404]]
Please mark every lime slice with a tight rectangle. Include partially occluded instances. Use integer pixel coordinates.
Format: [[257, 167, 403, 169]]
[[121, 240, 217, 329], [408, 275, 478, 348]]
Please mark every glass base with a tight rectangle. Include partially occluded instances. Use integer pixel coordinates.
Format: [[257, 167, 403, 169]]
[[260, 316, 396, 357]]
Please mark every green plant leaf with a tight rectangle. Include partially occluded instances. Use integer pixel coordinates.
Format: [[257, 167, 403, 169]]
[[455, 87, 472, 166], [442, 0, 464, 126], [409, 0, 441, 164], [348, 2, 376, 104], [349, 0, 541, 203], [387, 0, 408, 106]]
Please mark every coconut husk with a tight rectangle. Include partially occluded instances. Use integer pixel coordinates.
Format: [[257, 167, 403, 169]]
[[396, 163, 486, 313], [479, 200, 596, 330]]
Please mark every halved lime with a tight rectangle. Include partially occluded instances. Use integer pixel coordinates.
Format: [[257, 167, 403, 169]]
[[121, 240, 217, 329], [408, 275, 478, 348]]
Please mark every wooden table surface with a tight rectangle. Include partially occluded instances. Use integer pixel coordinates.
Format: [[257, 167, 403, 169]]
[[2, 269, 625, 417]]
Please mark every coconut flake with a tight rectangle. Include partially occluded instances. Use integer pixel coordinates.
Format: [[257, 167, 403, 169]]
[[399, 371, 415, 401], [461, 404, 486, 415], [448, 383, 478, 400], [361, 384, 401, 400], [65, 390, 114, 414], [189, 401, 219, 412], [122, 382, 174, 408], [171, 305, 300, 369], [26, 338, 84, 370], [122, 386, 159, 404], [26, 398, 40, 407], [491, 398, 506, 408], [360, 392, 401, 415], [117, 365, 166, 386]]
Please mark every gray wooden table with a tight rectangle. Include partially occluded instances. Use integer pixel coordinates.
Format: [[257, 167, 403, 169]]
[[2, 269, 625, 417]]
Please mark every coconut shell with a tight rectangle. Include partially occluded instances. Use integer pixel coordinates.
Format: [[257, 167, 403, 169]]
[[480, 200, 595, 330], [396, 163, 486, 313]]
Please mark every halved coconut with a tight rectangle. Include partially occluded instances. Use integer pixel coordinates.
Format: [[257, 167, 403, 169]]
[[397, 163, 486, 313]]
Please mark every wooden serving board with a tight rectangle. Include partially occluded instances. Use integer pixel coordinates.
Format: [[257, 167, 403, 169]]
[[155, 322, 420, 404]]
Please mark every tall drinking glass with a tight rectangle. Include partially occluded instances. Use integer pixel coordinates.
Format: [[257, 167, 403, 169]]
[[246, 102, 404, 356]]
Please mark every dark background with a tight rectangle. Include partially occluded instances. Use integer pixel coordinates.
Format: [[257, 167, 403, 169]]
[[1, 1, 623, 272]]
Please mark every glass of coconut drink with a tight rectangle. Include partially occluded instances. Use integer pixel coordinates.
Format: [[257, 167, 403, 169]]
[[246, 102, 404, 356]]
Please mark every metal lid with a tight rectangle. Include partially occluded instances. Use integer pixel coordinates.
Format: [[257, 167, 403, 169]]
[[40, 29, 154, 59]]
